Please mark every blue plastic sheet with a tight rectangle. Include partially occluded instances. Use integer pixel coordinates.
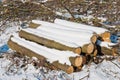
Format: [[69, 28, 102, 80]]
[[110, 35, 118, 43], [103, 21, 111, 25], [0, 44, 9, 53]]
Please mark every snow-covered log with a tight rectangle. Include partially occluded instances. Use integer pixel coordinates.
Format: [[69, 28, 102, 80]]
[[29, 22, 40, 28], [19, 28, 95, 54], [32, 20, 94, 34], [19, 30, 81, 54], [54, 19, 111, 42], [8, 39, 74, 74], [31, 20, 97, 43], [21, 28, 79, 47], [54, 18, 109, 34], [36, 26, 95, 41], [97, 40, 118, 56], [8, 36, 86, 73]]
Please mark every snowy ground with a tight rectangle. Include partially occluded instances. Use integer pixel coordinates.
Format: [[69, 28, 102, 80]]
[[0, 23, 120, 80]]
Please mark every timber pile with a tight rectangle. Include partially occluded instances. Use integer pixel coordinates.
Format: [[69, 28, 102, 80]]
[[8, 19, 119, 74]]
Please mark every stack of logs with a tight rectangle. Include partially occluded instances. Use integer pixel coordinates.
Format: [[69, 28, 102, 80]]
[[8, 19, 119, 74]]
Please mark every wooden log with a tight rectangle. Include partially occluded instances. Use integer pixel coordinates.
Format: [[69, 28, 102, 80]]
[[93, 49, 98, 57], [19, 30, 81, 54], [81, 43, 94, 54], [74, 66, 82, 72], [90, 34, 97, 44], [32, 20, 94, 34], [31, 20, 97, 43], [29, 28, 95, 48], [8, 39, 45, 60], [90, 45, 98, 57], [97, 46, 118, 56], [69, 56, 83, 67], [97, 40, 118, 55], [29, 21, 97, 44], [29, 22, 40, 28], [54, 18, 108, 34], [82, 56, 87, 64], [112, 48, 118, 56], [36, 25, 94, 40], [8, 38, 74, 74], [100, 31, 111, 42], [52, 61, 74, 74], [37, 25, 97, 44], [10, 36, 82, 67]]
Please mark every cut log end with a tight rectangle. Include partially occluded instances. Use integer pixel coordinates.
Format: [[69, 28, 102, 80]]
[[69, 56, 83, 67], [74, 56, 83, 67], [101, 31, 111, 42], [102, 38, 111, 42], [112, 48, 118, 56], [101, 31, 111, 38], [74, 47, 81, 54], [93, 49, 98, 57], [87, 43, 94, 54], [66, 66, 74, 74], [90, 35, 97, 44]]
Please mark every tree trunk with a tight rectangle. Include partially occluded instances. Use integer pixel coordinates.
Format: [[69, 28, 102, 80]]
[[52, 61, 74, 74], [19, 30, 81, 54], [8, 38, 74, 74]]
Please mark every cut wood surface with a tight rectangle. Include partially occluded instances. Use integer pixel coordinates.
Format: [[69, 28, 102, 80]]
[[89, 49, 98, 57], [90, 34, 97, 44], [93, 49, 98, 57], [81, 43, 94, 54], [54, 18, 108, 34], [100, 31, 111, 42], [19, 30, 81, 54], [69, 56, 83, 67]]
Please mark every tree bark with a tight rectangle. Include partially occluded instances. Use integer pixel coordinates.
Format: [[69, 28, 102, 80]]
[[52, 61, 74, 74], [29, 22, 40, 28], [19, 30, 81, 54], [8, 39, 74, 74]]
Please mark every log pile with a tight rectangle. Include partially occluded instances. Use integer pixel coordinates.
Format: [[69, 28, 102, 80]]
[[8, 19, 119, 74]]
